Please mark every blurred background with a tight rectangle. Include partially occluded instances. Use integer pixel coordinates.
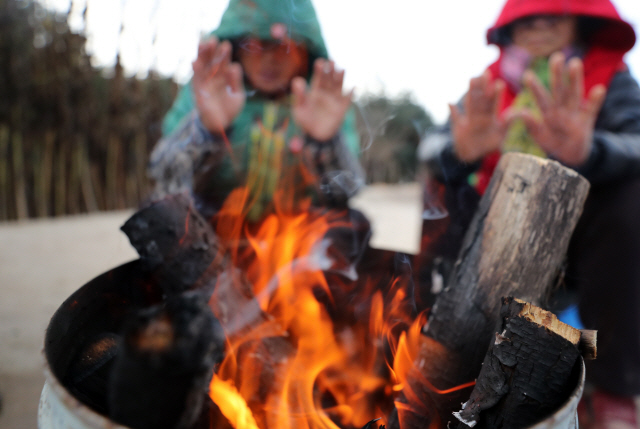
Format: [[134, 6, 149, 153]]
[[0, 0, 439, 222], [1, 0, 638, 221]]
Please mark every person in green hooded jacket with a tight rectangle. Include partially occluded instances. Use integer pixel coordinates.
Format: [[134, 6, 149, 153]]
[[148, 0, 363, 221]]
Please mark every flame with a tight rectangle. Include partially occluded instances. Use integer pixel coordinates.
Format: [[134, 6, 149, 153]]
[[205, 186, 445, 429], [210, 374, 260, 429]]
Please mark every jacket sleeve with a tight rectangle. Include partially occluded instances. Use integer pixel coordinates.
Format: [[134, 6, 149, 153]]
[[149, 109, 365, 206], [148, 111, 228, 201], [574, 69, 640, 184]]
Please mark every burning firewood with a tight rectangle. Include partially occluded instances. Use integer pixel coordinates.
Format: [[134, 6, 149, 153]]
[[108, 292, 225, 429], [393, 153, 591, 427], [452, 297, 585, 428], [121, 193, 226, 298]]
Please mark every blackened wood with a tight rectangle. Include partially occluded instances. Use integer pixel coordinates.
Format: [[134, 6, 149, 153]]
[[399, 153, 590, 427], [453, 298, 581, 428], [121, 193, 225, 298], [108, 292, 225, 429]]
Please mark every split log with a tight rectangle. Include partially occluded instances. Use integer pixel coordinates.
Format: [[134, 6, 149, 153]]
[[121, 193, 226, 298], [453, 297, 583, 428], [108, 292, 225, 429], [396, 153, 590, 427]]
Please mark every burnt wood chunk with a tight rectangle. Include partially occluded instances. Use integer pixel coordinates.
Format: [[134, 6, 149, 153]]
[[121, 193, 225, 297], [453, 298, 582, 428], [108, 292, 225, 429], [396, 153, 590, 427]]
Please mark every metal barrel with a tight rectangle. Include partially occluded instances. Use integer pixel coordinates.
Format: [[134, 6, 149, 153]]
[[38, 260, 586, 429]]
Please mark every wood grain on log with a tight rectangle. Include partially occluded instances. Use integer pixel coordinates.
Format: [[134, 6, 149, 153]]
[[398, 153, 590, 427]]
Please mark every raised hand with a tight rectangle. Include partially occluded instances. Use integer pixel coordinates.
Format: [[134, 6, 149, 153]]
[[192, 37, 246, 134], [291, 59, 353, 141], [451, 70, 508, 163], [507, 52, 607, 167]]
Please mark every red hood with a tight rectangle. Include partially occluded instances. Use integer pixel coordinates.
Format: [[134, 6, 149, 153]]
[[487, 0, 636, 52]]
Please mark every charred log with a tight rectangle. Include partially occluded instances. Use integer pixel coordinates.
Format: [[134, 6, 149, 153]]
[[453, 298, 583, 428], [108, 292, 225, 429], [121, 193, 225, 298], [394, 153, 590, 427]]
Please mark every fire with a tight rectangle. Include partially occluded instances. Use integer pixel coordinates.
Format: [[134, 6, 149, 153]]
[[209, 374, 260, 429], [206, 187, 426, 429]]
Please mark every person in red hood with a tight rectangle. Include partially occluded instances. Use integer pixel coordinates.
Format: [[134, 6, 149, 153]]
[[418, 0, 640, 427]]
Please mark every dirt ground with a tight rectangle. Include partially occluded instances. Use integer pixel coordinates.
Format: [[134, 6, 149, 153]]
[[0, 183, 422, 428], [0, 210, 138, 428]]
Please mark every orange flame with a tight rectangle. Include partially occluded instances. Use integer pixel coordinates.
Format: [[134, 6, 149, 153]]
[[205, 186, 446, 429]]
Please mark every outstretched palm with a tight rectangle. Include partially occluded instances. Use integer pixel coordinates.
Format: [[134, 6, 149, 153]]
[[507, 52, 607, 166], [192, 37, 246, 134], [451, 70, 508, 163], [292, 59, 353, 141]]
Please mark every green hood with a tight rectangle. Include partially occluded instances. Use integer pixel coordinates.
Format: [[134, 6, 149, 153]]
[[159, 0, 360, 219], [162, 0, 331, 137], [212, 0, 328, 61]]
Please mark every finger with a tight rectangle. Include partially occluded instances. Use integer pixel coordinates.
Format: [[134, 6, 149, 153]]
[[193, 39, 218, 76], [469, 75, 486, 99], [585, 84, 607, 118], [468, 76, 490, 113], [198, 36, 219, 57], [501, 105, 519, 125], [291, 76, 307, 106], [312, 58, 325, 91], [321, 60, 335, 90], [480, 69, 493, 98], [548, 52, 566, 102], [333, 68, 345, 93], [567, 57, 584, 110], [523, 69, 552, 112], [212, 40, 233, 71], [225, 62, 244, 94]]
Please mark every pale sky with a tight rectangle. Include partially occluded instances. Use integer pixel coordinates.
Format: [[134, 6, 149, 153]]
[[42, 0, 640, 124]]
